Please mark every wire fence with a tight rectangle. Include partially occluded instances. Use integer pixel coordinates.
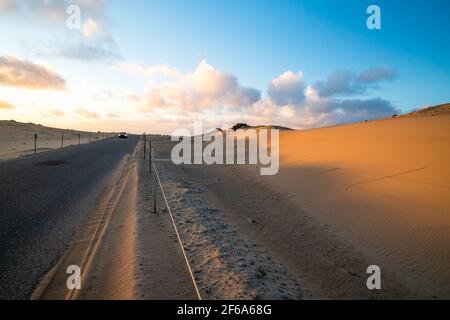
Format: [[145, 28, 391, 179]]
[[142, 134, 202, 300], [30, 131, 117, 156]]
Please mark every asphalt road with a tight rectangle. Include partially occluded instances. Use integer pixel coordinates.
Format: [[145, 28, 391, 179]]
[[0, 136, 139, 299]]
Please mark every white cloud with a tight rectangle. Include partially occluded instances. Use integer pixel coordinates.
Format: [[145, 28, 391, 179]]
[[2, 0, 120, 61], [0, 0, 107, 20], [82, 19, 103, 39], [357, 67, 397, 83], [268, 71, 305, 106], [30, 29, 121, 62], [0, 0, 19, 13], [313, 67, 397, 97], [76, 108, 100, 120], [0, 55, 66, 90], [118, 63, 181, 80], [137, 60, 261, 112]]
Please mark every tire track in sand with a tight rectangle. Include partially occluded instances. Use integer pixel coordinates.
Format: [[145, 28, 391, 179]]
[[31, 140, 141, 300]]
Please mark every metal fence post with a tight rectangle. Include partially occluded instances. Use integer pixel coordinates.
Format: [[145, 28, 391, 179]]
[[61, 132, 64, 149], [78, 133, 81, 146], [143, 134, 146, 160], [34, 133, 37, 155], [152, 148, 157, 214], [149, 140, 152, 173]]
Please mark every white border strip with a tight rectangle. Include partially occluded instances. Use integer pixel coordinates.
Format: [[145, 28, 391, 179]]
[[152, 161, 202, 300]]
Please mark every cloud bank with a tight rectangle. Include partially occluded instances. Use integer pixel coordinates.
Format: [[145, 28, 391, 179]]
[[123, 61, 399, 130], [0, 55, 66, 90]]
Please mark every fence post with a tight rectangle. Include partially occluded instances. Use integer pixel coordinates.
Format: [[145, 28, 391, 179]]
[[152, 148, 157, 214], [34, 133, 37, 155], [61, 131, 64, 149], [143, 134, 146, 160], [149, 140, 152, 173], [78, 133, 81, 146]]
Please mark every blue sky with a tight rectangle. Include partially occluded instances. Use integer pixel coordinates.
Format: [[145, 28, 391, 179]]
[[110, 0, 450, 104], [0, 0, 449, 133]]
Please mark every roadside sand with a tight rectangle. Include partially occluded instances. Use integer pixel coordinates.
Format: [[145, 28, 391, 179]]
[[134, 136, 198, 300], [156, 166, 304, 300], [151, 144, 404, 299], [76, 159, 137, 300], [31, 138, 199, 300], [31, 146, 138, 299], [0, 120, 112, 161]]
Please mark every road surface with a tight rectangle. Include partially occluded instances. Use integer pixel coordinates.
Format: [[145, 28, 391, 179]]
[[0, 136, 139, 299]]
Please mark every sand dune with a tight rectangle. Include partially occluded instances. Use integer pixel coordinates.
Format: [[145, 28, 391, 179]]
[[395, 103, 450, 119], [147, 110, 449, 298], [266, 113, 450, 297], [0, 120, 113, 161]]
